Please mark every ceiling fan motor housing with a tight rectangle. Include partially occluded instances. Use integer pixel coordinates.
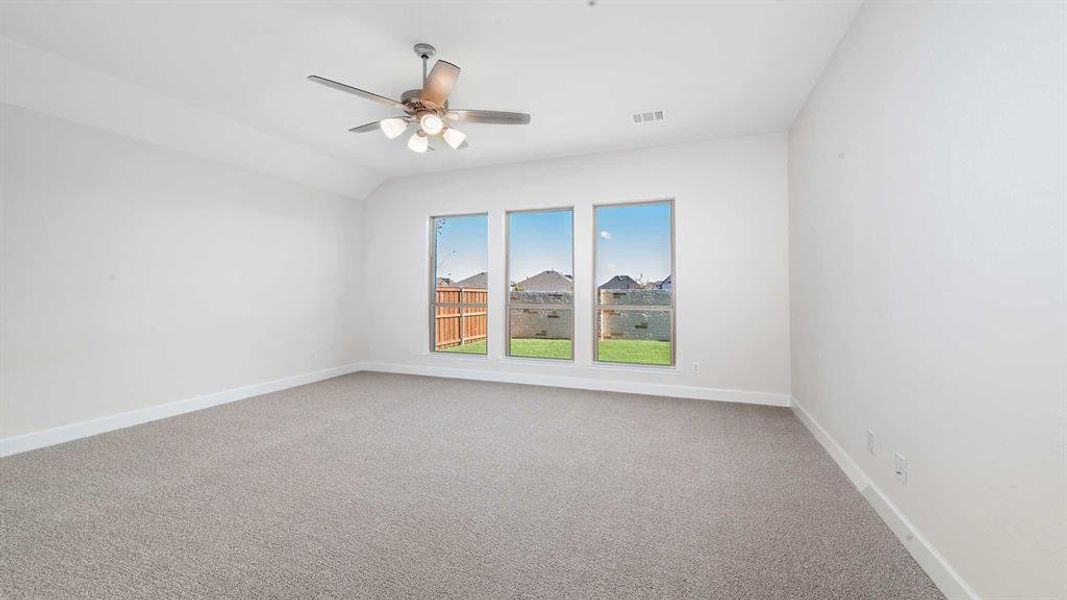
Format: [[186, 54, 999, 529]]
[[401, 89, 447, 112]]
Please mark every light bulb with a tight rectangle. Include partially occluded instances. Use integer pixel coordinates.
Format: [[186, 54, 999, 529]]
[[419, 113, 444, 135], [407, 131, 428, 153], [443, 127, 466, 149], [380, 117, 407, 139]]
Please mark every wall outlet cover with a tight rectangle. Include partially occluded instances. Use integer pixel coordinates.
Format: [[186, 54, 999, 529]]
[[894, 452, 907, 484]]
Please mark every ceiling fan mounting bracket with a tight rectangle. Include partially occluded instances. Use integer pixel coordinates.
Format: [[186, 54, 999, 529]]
[[412, 43, 436, 60]]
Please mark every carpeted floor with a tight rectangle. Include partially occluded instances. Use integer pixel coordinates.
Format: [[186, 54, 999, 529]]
[[1, 372, 942, 599]]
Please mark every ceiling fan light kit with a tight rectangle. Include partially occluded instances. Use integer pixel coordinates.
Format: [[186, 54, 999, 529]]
[[308, 43, 531, 154], [419, 113, 445, 135], [380, 117, 408, 139], [407, 131, 429, 153], [443, 127, 467, 150]]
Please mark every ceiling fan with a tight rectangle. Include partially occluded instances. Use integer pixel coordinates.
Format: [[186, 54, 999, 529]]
[[308, 43, 531, 153]]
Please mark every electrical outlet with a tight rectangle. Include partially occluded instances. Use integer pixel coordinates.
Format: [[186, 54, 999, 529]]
[[866, 430, 876, 455], [894, 453, 907, 484], [690, 361, 701, 373]]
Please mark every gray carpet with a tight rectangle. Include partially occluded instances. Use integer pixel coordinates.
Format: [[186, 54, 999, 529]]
[[1, 372, 942, 599]]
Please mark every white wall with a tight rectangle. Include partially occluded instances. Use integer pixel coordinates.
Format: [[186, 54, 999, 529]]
[[789, 2, 1065, 598], [0, 104, 364, 440], [361, 133, 791, 402]]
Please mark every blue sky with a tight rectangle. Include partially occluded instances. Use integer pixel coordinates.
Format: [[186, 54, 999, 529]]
[[434, 214, 487, 282], [508, 210, 572, 282], [595, 202, 671, 286], [434, 202, 671, 286]]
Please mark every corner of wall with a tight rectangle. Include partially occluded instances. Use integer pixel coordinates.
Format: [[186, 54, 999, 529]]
[[790, 396, 979, 599]]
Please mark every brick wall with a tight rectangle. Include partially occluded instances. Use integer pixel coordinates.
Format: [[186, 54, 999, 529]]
[[597, 289, 671, 341], [504, 290, 673, 341], [509, 291, 573, 339]]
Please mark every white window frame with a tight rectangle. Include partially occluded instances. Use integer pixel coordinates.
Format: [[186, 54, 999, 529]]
[[428, 212, 489, 355], [504, 207, 576, 361], [592, 199, 676, 367]]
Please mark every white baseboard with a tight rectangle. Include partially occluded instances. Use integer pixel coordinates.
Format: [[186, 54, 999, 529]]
[[0, 362, 363, 457], [360, 361, 791, 407], [0, 362, 979, 599], [790, 397, 980, 600], [2, 361, 785, 457]]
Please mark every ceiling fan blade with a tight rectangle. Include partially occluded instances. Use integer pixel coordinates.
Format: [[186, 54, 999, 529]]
[[307, 75, 407, 110], [348, 121, 382, 133], [420, 60, 460, 107], [457, 140, 470, 150], [444, 110, 530, 125]]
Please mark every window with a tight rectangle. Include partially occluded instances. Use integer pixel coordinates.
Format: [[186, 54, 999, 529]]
[[506, 209, 574, 360], [594, 200, 674, 366], [430, 214, 488, 355]]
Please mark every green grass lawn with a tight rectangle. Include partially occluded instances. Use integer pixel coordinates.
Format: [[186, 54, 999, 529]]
[[439, 339, 488, 355], [510, 338, 572, 360], [437, 338, 572, 359], [597, 339, 672, 366], [438, 338, 670, 365]]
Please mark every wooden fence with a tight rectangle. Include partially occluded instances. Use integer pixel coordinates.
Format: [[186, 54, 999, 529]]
[[435, 287, 488, 349]]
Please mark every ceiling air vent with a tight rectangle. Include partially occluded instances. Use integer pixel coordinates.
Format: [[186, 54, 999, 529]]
[[632, 110, 665, 124]]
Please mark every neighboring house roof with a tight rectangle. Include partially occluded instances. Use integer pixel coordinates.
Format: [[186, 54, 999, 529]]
[[454, 271, 487, 289], [435, 277, 455, 288], [598, 275, 641, 290], [658, 274, 672, 289], [514, 270, 574, 292]]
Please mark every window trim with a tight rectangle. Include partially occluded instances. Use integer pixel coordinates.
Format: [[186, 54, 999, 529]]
[[428, 212, 490, 355], [504, 206, 576, 361], [592, 198, 676, 367]]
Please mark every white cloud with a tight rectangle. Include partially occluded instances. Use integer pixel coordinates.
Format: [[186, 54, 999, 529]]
[[599, 230, 612, 240]]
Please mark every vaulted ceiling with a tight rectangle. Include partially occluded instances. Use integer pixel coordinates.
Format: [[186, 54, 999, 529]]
[[1, 1, 860, 196]]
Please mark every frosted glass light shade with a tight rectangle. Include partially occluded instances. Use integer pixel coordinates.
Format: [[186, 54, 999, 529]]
[[380, 118, 407, 139], [407, 132, 429, 153], [443, 127, 466, 149], [419, 113, 444, 135]]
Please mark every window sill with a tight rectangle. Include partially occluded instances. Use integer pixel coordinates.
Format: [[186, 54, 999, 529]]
[[425, 351, 490, 361], [499, 355, 577, 366], [588, 361, 681, 374], [422, 350, 681, 374]]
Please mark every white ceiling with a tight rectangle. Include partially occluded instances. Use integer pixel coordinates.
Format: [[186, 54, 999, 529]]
[[0, 1, 859, 182]]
